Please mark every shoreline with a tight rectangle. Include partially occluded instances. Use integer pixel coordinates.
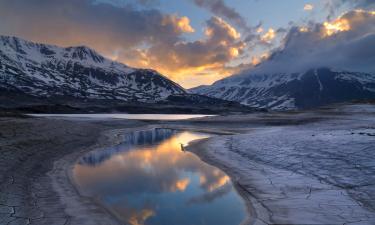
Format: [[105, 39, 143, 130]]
[[60, 125, 255, 225], [1, 103, 374, 224], [186, 138, 267, 225]]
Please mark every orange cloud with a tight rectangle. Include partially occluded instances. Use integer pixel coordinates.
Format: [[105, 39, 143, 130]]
[[163, 15, 195, 33], [119, 16, 245, 88], [323, 18, 351, 36], [261, 28, 276, 43]]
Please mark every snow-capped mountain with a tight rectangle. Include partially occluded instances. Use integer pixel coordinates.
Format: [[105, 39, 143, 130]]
[[191, 68, 375, 110], [0, 35, 186, 103]]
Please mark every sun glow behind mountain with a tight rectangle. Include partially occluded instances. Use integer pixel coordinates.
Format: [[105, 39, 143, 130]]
[[0, 0, 374, 88]]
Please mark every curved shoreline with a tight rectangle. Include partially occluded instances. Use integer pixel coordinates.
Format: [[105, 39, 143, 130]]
[[3, 104, 374, 225], [50, 124, 159, 225], [58, 125, 255, 225], [186, 137, 267, 225]]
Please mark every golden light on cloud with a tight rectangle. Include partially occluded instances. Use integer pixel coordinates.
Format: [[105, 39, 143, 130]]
[[212, 17, 241, 39], [261, 28, 276, 43], [251, 52, 270, 66], [304, 4, 314, 11], [256, 27, 264, 33], [229, 47, 239, 57], [299, 27, 309, 32], [323, 18, 351, 37], [354, 9, 375, 15], [163, 15, 195, 33], [118, 16, 246, 88], [177, 16, 195, 33], [251, 56, 261, 66]]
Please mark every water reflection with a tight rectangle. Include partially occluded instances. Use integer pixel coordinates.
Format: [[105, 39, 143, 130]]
[[73, 129, 246, 225]]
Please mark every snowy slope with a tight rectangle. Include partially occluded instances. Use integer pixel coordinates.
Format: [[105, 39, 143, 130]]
[[0, 35, 186, 103], [191, 68, 375, 110]]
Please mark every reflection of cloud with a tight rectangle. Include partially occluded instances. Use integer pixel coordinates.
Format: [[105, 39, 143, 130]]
[[200, 170, 230, 192], [74, 131, 226, 196], [188, 183, 232, 204], [111, 201, 156, 225], [74, 130, 239, 224], [128, 209, 155, 225], [174, 178, 191, 192]]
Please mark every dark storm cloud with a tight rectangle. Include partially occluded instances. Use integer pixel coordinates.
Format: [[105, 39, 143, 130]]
[[0, 0, 193, 50], [247, 10, 375, 75], [189, 0, 250, 30]]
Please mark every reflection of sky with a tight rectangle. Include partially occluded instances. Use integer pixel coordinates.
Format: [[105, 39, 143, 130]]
[[73, 130, 246, 225]]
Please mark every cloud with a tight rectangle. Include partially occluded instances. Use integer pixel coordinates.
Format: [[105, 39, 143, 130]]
[[189, 0, 249, 30], [260, 28, 276, 43], [304, 4, 314, 11], [0, 0, 193, 50], [340, 0, 375, 9], [324, 0, 375, 19], [245, 10, 375, 75], [0, 0, 249, 87], [120, 16, 246, 84]]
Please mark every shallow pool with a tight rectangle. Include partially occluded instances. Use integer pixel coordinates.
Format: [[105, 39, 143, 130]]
[[73, 128, 247, 225]]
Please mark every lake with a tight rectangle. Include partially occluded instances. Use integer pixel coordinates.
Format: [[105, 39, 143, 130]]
[[28, 114, 215, 120], [72, 128, 247, 225]]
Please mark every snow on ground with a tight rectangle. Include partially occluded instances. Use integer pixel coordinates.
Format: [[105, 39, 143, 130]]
[[196, 105, 375, 224]]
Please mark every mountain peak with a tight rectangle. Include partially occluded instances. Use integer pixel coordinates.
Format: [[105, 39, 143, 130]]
[[192, 68, 375, 110], [0, 36, 186, 103], [64, 45, 105, 63]]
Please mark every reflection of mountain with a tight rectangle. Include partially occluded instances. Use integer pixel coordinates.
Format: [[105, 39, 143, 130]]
[[73, 131, 245, 225], [79, 128, 176, 166]]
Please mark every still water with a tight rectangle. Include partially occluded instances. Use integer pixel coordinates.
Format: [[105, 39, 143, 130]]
[[73, 129, 247, 225], [29, 114, 214, 120]]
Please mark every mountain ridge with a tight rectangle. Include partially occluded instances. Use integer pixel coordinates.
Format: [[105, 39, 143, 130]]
[[0, 35, 258, 114], [0, 35, 186, 103], [191, 68, 375, 110]]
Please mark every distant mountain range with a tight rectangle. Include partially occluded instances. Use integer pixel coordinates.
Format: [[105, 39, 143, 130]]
[[0, 35, 255, 113], [1, 35, 374, 112], [0, 35, 186, 103], [191, 68, 375, 110]]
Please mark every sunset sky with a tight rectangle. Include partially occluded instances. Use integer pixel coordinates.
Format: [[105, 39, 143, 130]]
[[0, 0, 374, 88]]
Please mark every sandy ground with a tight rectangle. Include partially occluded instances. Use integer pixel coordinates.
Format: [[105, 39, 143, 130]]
[[0, 103, 374, 225]]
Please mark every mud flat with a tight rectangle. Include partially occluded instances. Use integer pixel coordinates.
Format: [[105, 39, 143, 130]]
[[1, 103, 374, 224], [187, 104, 375, 224], [0, 117, 147, 225]]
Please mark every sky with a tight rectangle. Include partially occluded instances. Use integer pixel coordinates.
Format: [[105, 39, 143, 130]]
[[0, 0, 374, 88]]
